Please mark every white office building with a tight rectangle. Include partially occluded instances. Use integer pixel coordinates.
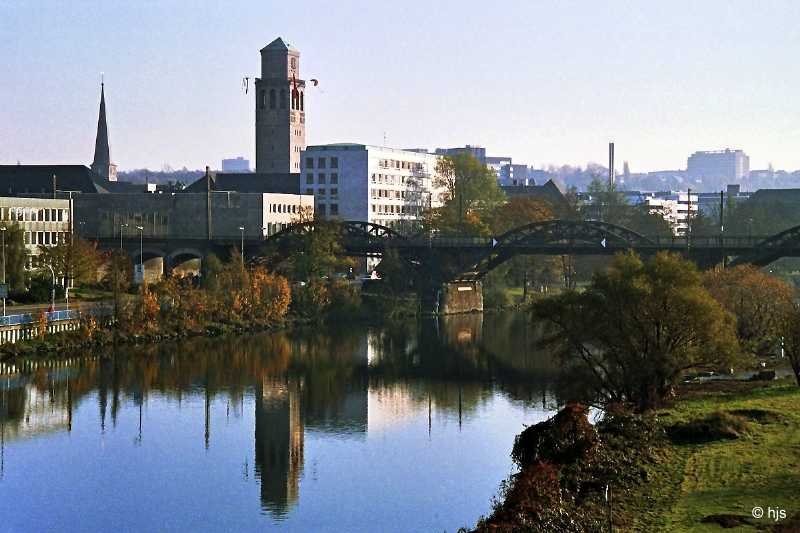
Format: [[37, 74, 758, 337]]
[[300, 144, 446, 231], [643, 192, 699, 236], [0, 197, 72, 269]]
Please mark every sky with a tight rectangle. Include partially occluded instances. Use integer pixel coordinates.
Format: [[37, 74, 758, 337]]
[[1, 0, 799, 173]]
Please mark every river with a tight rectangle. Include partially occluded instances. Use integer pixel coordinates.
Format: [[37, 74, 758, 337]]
[[0, 311, 559, 532]]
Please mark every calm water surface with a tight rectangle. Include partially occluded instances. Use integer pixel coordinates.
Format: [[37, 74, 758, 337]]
[[0, 312, 559, 532]]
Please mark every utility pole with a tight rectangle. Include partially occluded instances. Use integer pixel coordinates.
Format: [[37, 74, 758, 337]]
[[1, 226, 6, 317], [239, 226, 245, 267]]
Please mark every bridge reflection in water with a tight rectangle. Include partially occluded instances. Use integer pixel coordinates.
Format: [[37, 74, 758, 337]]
[[0, 313, 558, 522]]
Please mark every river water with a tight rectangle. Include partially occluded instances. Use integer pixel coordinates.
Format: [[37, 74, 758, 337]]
[[0, 312, 559, 532]]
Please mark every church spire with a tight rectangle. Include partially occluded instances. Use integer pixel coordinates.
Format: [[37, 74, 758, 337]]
[[91, 81, 117, 181]]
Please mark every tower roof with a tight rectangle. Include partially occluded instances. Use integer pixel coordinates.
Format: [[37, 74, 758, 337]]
[[91, 82, 113, 178], [261, 37, 297, 52]]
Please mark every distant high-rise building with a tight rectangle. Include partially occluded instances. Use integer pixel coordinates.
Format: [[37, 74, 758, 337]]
[[255, 37, 306, 173], [90, 82, 117, 181], [221, 157, 251, 172], [687, 149, 749, 182]]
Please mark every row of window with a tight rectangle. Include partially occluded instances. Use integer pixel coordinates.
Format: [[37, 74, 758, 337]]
[[370, 173, 419, 186], [304, 157, 339, 169], [371, 204, 420, 216], [315, 204, 339, 217], [372, 188, 423, 200], [0, 207, 69, 223], [306, 172, 339, 185], [259, 88, 305, 111], [378, 159, 423, 171], [308, 188, 338, 197], [268, 203, 303, 214], [23, 231, 68, 246]]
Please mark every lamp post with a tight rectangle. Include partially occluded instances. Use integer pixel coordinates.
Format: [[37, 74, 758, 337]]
[[239, 226, 245, 265], [119, 223, 128, 249], [1, 226, 6, 317], [136, 226, 144, 283]]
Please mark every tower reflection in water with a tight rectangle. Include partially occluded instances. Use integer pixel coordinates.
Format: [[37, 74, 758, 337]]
[[254, 376, 304, 517]]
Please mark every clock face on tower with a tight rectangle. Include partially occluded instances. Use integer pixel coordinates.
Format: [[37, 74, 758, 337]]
[[290, 57, 296, 71]]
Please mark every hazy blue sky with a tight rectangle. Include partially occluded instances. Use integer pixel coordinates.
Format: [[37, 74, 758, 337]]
[[2, 1, 799, 172]]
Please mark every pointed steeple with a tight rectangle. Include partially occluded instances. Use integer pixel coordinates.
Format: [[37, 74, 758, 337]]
[[91, 81, 117, 181]]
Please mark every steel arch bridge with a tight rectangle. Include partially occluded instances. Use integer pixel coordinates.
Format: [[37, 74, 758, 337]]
[[473, 219, 657, 276]]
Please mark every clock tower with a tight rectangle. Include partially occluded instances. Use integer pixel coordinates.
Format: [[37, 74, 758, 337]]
[[255, 37, 305, 173]]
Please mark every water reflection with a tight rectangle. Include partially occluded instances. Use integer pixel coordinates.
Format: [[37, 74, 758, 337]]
[[0, 311, 560, 530]]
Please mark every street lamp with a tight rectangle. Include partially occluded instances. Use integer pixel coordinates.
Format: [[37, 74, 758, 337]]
[[239, 226, 245, 265], [44, 264, 55, 312], [120, 223, 128, 249], [136, 226, 144, 282], [1, 226, 6, 317]]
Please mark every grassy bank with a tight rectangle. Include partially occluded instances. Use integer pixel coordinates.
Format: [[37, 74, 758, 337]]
[[635, 379, 800, 532], [473, 377, 800, 532]]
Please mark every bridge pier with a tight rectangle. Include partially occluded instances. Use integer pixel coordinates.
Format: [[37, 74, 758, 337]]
[[421, 280, 483, 315]]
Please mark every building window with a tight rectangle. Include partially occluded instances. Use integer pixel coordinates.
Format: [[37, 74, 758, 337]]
[[318, 157, 326, 169], [330, 173, 338, 184], [305, 157, 314, 169], [269, 89, 276, 109], [330, 204, 338, 216], [300, 91, 304, 111], [305, 188, 313, 195], [331, 157, 338, 168], [259, 90, 266, 109], [318, 204, 326, 216], [318, 188, 326, 196], [331, 188, 338, 197], [318, 173, 326, 184], [306, 174, 314, 184]]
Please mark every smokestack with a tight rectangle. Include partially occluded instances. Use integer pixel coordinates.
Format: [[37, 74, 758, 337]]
[[608, 142, 615, 188]]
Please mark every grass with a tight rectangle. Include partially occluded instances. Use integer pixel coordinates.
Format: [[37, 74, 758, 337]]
[[628, 378, 800, 532]]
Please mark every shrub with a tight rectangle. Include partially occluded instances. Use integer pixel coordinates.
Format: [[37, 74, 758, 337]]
[[667, 411, 749, 444], [512, 403, 598, 468]]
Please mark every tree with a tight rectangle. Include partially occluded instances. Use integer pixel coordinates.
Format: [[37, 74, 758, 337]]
[[277, 220, 354, 281], [704, 265, 795, 356], [532, 252, 740, 411], [426, 153, 506, 236], [0, 222, 27, 292], [37, 236, 103, 286]]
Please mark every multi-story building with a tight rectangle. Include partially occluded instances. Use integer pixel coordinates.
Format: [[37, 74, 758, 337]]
[[221, 157, 251, 173], [687, 149, 750, 182], [0, 197, 72, 269], [643, 191, 699, 235], [300, 144, 445, 232]]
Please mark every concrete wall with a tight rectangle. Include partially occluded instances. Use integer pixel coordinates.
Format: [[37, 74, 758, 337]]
[[439, 281, 483, 315]]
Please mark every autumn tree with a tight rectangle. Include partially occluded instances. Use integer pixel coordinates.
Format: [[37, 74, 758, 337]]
[[532, 252, 740, 411], [704, 265, 794, 356], [426, 153, 506, 236]]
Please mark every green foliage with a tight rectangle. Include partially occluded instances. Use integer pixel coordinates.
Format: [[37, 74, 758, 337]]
[[532, 252, 741, 411], [426, 153, 506, 236], [666, 411, 750, 444], [584, 178, 672, 236], [36, 236, 103, 286], [0, 222, 27, 292], [277, 220, 354, 281]]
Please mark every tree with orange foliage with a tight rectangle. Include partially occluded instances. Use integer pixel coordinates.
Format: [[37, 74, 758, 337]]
[[704, 265, 795, 357]]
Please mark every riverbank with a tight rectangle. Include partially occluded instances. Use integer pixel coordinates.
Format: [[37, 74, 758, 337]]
[[472, 377, 800, 532]]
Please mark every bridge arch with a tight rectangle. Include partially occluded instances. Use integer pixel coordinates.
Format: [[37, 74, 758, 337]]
[[476, 219, 655, 276], [166, 248, 205, 276], [729, 224, 800, 267]]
